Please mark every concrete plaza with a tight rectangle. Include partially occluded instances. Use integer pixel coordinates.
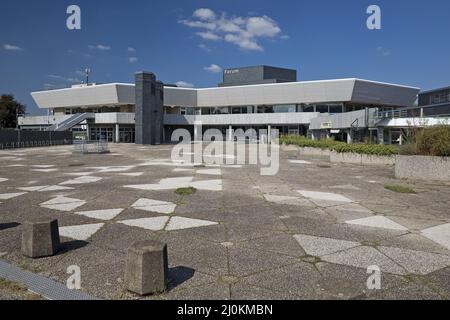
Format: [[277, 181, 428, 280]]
[[0, 144, 449, 300]]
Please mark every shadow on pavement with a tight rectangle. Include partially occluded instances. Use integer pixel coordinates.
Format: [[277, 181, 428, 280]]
[[167, 266, 195, 291]]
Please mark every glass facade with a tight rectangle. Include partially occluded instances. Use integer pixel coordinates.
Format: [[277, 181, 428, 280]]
[[90, 127, 114, 142], [164, 103, 344, 115], [119, 127, 135, 143]]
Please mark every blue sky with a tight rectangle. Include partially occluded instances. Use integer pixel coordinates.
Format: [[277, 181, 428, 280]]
[[1, 0, 449, 115]]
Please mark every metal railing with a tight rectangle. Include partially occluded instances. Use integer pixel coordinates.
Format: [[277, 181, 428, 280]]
[[374, 109, 410, 119], [47, 113, 95, 132], [0, 140, 72, 150], [73, 140, 110, 154]]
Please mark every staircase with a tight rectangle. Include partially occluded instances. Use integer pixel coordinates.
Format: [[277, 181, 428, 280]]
[[46, 113, 95, 132]]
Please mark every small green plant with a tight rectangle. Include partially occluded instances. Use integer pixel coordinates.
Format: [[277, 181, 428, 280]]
[[384, 184, 416, 194], [175, 187, 197, 196]]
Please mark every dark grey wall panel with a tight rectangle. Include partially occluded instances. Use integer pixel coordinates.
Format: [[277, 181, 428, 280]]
[[220, 65, 297, 87], [135, 72, 164, 145]]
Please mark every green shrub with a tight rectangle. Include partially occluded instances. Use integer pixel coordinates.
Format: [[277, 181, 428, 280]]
[[333, 143, 398, 156], [280, 135, 398, 156], [414, 126, 450, 157]]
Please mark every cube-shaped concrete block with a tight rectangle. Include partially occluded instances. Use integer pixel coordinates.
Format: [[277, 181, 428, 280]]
[[125, 240, 168, 295], [21, 219, 60, 258]]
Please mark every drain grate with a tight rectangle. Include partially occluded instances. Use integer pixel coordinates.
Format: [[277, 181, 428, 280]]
[[0, 260, 100, 300]]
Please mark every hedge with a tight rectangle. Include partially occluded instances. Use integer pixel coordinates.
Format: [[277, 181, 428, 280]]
[[280, 135, 399, 156], [401, 126, 450, 157]]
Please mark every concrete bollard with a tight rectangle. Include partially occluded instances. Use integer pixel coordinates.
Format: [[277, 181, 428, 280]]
[[125, 240, 168, 296], [21, 219, 60, 258]]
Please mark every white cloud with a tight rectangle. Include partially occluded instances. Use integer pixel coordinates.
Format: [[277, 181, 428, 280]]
[[376, 46, 391, 57], [224, 34, 263, 51], [175, 81, 195, 88], [128, 47, 136, 52], [2, 44, 23, 51], [198, 44, 212, 52], [204, 64, 223, 73], [246, 16, 281, 37], [197, 31, 222, 41], [193, 8, 216, 21], [88, 44, 111, 51], [47, 74, 81, 83], [179, 9, 284, 51], [128, 57, 138, 63]]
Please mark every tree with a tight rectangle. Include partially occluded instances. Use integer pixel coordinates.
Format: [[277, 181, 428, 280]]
[[0, 94, 26, 129]]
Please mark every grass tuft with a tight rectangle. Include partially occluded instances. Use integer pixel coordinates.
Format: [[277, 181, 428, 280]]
[[384, 184, 416, 194], [175, 187, 197, 196]]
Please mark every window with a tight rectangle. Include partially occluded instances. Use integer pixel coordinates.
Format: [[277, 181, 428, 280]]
[[213, 107, 230, 114], [232, 107, 242, 114], [329, 104, 343, 114], [303, 105, 315, 112], [431, 92, 450, 104], [273, 105, 296, 113], [180, 107, 194, 115], [258, 106, 274, 113], [316, 105, 329, 113]]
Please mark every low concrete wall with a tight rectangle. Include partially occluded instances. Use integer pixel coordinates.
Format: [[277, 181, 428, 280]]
[[395, 155, 450, 181], [281, 144, 332, 156], [281, 144, 395, 165], [299, 147, 332, 157], [330, 151, 395, 166]]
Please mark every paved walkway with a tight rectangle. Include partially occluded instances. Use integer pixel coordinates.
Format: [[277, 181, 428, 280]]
[[0, 144, 449, 299]]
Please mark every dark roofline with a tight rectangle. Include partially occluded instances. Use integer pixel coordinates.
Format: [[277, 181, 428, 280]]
[[420, 86, 450, 94], [223, 65, 296, 71]]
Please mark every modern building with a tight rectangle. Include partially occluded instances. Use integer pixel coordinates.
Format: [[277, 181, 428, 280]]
[[19, 65, 447, 145], [418, 86, 450, 117]]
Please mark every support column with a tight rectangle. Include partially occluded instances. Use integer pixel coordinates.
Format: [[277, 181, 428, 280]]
[[115, 124, 120, 143], [377, 127, 385, 145], [347, 129, 353, 144], [268, 125, 272, 144], [86, 124, 90, 141], [135, 72, 164, 145], [228, 125, 233, 141]]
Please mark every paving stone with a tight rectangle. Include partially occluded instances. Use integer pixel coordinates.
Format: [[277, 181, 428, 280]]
[[379, 233, 450, 256], [321, 246, 407, 275], [75, 209, 124, 221], [297, 190, 353, 203], [421, 223, 450, 251], [59, 223, 105, 241], [118, 217, 169, 231], [60, 176, 103, 185], [294, 234, 360, 257], [165, 217, 218, 231], [229, 245, 298, 276], [0, 192, 27, 200], [378, 246, 450, 275], [346, 216, 409, 231], [243, 262, 323, 299]]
